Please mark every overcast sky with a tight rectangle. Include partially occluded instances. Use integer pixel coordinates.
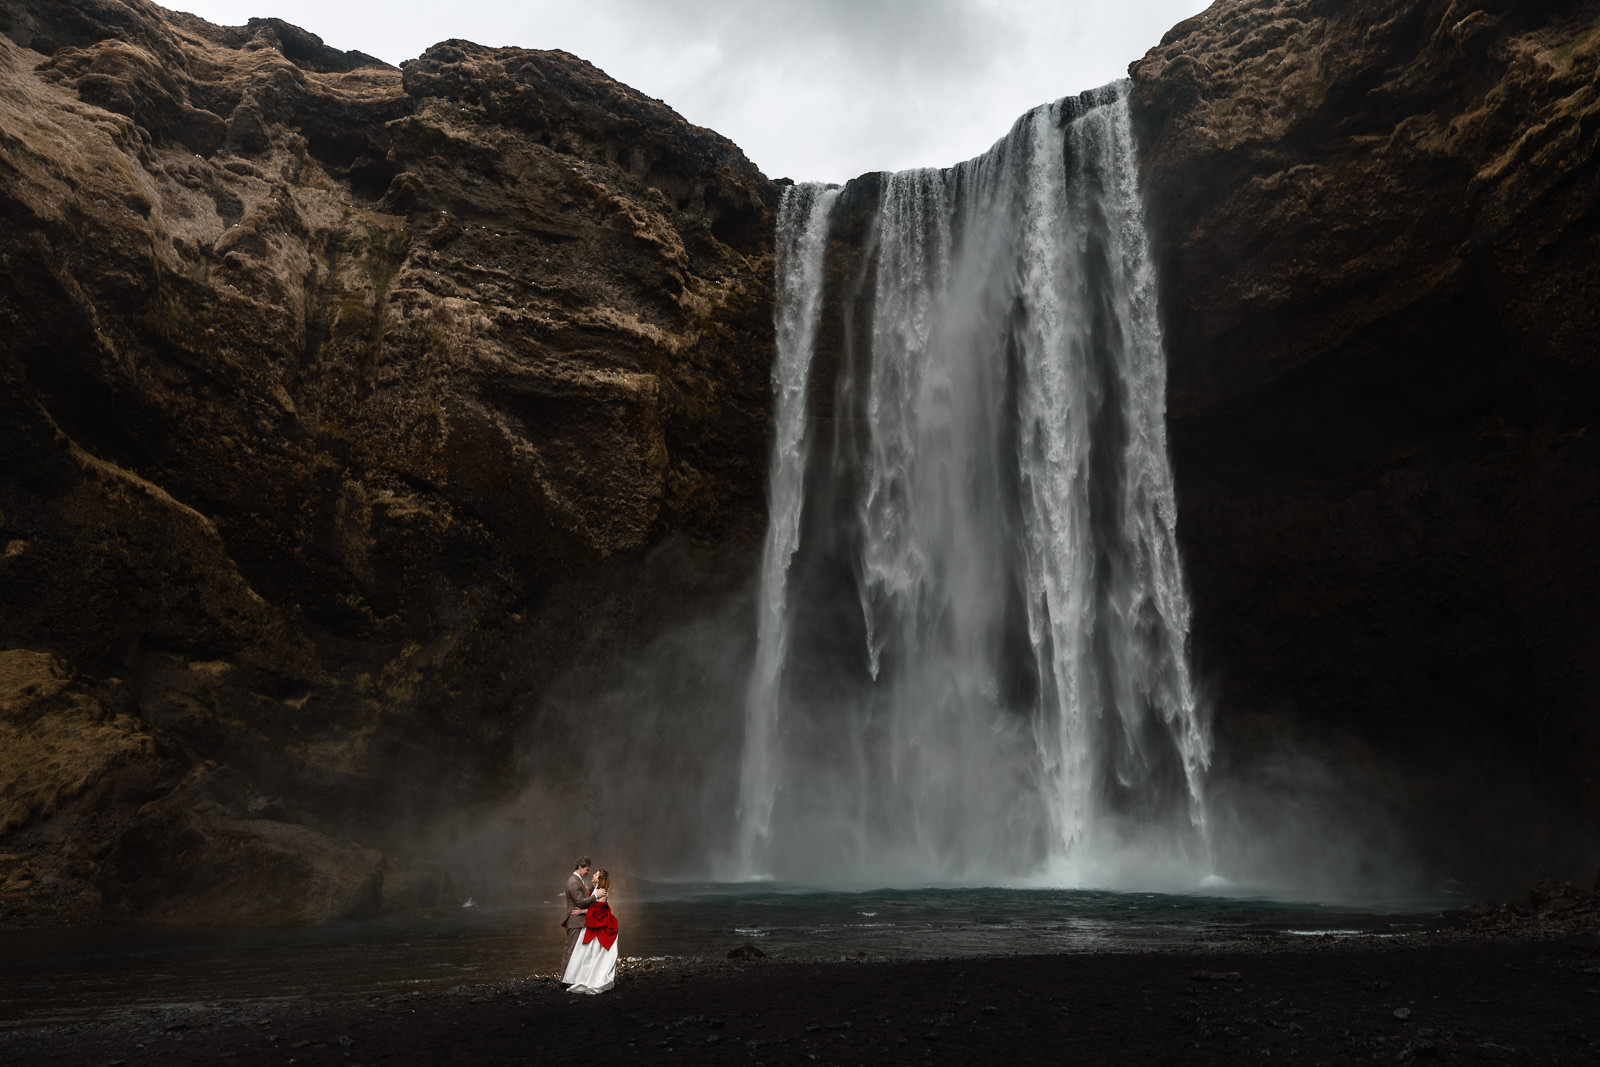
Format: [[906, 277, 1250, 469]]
[[170, 0, 1208, 183]]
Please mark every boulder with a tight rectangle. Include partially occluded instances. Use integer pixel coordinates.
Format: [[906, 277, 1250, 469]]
[[99, 806, 384, 924]]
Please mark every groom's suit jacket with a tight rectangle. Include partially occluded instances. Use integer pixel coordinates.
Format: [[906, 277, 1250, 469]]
[[562, 871, 596, 929]]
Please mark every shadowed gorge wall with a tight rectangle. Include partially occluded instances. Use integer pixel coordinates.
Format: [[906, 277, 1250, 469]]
[[1131, 0, 1600, 883]]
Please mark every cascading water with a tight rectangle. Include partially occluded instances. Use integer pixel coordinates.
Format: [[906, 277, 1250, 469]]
[[737, 182, 841, 871], [736, 83, 1210, 886]]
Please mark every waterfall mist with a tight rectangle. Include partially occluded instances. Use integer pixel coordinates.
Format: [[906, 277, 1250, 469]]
[[734, 83, 1211, 888], [425, 87, 1472, 907]]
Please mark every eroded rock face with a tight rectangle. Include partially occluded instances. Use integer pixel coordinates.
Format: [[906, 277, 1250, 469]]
[[3, 0, 1596, 923], [0, 650, 185, 921], [98, 766, 385, 925], [0, 0, 777, 922], [1, 651, 154, 837], [1130, 0, 1600, 879]]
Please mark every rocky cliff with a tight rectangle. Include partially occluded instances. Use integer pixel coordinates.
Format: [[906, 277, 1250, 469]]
[[0, 0, 777, 923], [2, 0, 1596, 925], [1131, 0, 1600, 879]]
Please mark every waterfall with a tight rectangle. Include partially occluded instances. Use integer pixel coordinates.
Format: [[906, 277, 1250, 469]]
[[737, 182, 841, 870], [736, 83, 1209, 886]]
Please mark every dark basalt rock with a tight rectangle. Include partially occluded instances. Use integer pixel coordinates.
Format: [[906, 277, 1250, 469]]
[[2, 0, 1597, 925], [0, 0, 776, 923], [99, 777, 387, 926], [1130, 0, 1600, 880]]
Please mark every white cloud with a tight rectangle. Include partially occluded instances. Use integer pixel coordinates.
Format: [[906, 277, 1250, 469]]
[[169, 0, 1207, 182]]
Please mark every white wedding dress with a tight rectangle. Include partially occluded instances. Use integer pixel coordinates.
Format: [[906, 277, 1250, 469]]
[[562, 904, 618, 994]]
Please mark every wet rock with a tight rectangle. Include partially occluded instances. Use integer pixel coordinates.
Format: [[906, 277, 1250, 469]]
[[727, 943, 766, 960], [98, 800, 383, 924], [1528, 880, 1594, 917], [1449, 880, 1600, 940]]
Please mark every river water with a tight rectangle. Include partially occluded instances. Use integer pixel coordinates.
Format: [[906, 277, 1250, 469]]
[[0, 883, 1460, 1030]]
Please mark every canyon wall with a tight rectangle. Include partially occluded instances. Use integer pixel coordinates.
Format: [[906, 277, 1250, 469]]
[[1, 0, 1596, 922], [1131, 0, 1600, 881], [0, 0, 776, 922]]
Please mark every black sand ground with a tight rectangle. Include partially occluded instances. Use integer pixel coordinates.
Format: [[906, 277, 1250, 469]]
[[4, 932, 1598, 1066]]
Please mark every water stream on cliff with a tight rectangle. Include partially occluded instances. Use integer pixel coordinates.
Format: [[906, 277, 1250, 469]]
[[735, 83, 1209, 885], [738, 183, 844, 869]]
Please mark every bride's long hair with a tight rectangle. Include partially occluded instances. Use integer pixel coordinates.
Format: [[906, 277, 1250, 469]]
[[593, 868, 611, 891]]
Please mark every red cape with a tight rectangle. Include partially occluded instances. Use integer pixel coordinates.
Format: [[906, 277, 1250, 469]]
[[581, 901, 619, 950]]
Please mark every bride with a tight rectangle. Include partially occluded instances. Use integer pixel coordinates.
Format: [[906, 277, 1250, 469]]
[[561, 867, 618, 994]]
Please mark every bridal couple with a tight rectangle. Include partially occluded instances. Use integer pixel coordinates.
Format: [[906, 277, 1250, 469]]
[[560, 855, 619, 994]]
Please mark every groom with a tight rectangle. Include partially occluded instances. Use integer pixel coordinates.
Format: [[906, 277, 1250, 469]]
[[560, 855, 597, 976]]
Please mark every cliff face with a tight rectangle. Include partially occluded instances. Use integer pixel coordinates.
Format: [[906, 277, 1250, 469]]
[[1131, 0, 1600, 877], [0, 0, 777, 922], [3, 0, 1597, 925]]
